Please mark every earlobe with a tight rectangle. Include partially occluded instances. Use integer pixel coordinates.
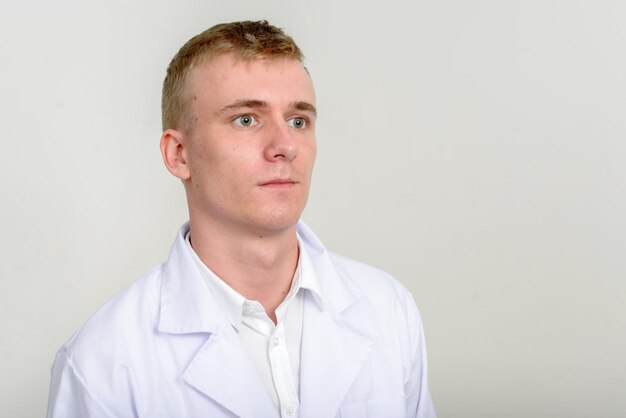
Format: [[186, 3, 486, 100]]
[[160, 129, 191, 180]]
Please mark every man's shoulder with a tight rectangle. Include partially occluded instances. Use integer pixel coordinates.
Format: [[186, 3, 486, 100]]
[[60, 264, 165, 363], [326, 251, 416, 307], [49, 264, 169, 415]]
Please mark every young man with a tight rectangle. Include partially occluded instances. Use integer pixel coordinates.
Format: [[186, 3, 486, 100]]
[[47, 21, 436, 418]]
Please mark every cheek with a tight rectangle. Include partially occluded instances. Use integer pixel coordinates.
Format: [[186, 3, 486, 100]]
[[301, 142, 317, 172], [217, 149, 258, 189], [186, 150, 224, 194]]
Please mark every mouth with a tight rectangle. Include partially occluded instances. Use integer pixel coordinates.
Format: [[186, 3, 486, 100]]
[[259, 178, 298, 188]]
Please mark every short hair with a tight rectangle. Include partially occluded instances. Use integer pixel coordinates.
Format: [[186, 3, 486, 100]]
[[161, 20, 304, 131]]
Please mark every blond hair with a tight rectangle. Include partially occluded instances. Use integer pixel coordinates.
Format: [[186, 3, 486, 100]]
[[161, 20, 304, 131]]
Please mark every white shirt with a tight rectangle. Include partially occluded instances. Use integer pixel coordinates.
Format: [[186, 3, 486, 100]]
[[185, 231, 323, 418]]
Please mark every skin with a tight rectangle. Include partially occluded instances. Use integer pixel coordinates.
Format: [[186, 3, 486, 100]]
[[160, 53, 317, 322]]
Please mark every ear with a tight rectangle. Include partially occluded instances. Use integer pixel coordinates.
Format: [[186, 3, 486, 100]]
[[160, 129, 191, 181]]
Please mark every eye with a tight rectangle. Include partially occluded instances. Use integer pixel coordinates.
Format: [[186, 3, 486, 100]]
[[287, 117, 307, 129], [234, 114, 257, 127]]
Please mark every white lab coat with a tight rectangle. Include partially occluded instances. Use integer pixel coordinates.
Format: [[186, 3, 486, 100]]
[[47, 221, 435, 418]]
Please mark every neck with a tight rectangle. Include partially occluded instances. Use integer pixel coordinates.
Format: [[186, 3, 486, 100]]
[[188, 217, 299, 322]]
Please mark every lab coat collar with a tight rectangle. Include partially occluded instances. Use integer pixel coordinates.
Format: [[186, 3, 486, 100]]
[[158, 222, 219, 334], [296, 221, 363, 313], [296, 221, 376, 418], [158, 221, 376, 418]]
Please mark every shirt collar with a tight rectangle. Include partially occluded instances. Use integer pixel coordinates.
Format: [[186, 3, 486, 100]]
[[296, 231, 326, 309], [184, 229, 325, 330]]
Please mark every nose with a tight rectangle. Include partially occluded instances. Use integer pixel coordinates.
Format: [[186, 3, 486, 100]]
[[264, 118, 298, 162]]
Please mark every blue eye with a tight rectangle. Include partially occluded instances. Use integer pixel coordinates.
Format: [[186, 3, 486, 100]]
[[287, 117, 306, 129], [234, 115, 257, 127]]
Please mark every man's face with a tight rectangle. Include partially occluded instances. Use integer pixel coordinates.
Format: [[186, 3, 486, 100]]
[[181, 53, 317, 236]]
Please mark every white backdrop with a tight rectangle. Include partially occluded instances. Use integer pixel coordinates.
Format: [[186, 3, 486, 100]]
[[1, 1, 625, 417]]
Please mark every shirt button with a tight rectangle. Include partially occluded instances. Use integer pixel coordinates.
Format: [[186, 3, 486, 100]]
[[273, 336, 280, 346], [285, 405, 297, 416]]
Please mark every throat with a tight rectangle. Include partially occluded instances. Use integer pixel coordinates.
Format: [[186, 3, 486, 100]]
[[189, 225, 300, 319]]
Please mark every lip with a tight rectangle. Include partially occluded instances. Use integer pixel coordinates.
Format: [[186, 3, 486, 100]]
[[259, 178, 298, 187]]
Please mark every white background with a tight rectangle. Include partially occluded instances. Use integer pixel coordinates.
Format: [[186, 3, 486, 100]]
[[1, 1, 625, 417]]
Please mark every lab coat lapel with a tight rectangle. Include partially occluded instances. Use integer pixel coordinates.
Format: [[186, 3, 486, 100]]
[[297, 222, 377, 418], [182, 327, 278, 418], [299, 297, 376, 418], [159, 224, 277, 418]]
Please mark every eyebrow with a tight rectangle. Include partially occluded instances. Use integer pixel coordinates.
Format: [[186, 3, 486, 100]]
[[293, 101, 317, 116], [219, 99, 268, 113], [219, 99, 317, 116]]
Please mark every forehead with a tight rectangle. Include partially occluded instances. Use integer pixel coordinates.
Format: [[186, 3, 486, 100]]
[[186, 53, 315, 107]]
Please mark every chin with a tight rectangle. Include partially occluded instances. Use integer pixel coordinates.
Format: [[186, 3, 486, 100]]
[[251, 208, 302, 234]]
